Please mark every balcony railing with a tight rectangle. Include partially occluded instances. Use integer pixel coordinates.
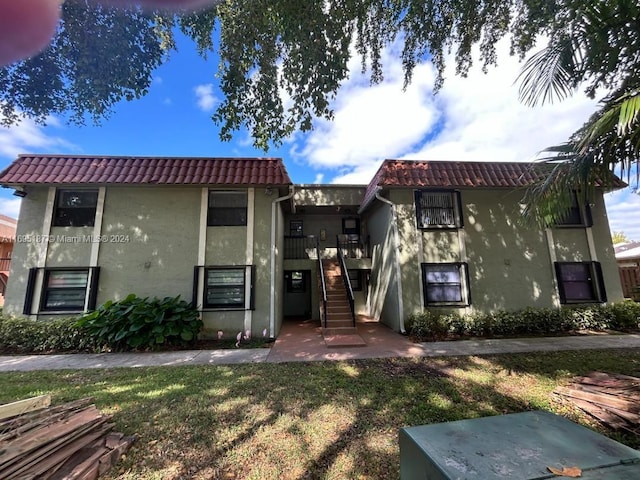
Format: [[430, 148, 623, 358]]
[[284, 236, 318, 260], [284, 235, 371, 260], [0, 258, 10, 272], [337, 235, 370, 259]]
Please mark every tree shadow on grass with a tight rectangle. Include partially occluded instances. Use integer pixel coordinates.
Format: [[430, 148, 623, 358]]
[[2, 349, 640, 479]]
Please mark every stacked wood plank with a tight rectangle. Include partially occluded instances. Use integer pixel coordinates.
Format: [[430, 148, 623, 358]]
[[0, 396, 135, 480], [554, 371, 640, 437]]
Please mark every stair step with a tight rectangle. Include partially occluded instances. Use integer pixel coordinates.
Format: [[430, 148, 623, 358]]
[[324, 320, 354, 328], [322, 326, 358, 335]]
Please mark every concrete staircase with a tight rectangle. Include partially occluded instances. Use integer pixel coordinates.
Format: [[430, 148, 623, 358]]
[[319, 260, 366, 347]]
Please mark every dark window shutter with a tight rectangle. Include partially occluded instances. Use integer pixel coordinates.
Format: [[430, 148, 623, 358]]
[[23, 267, 38, 315], [592, 261, 607, 302], [455, 191, 464, 227], [583, 203, 593, 227], [87, 267, 100, 310], [249, 265, 256, 310], [192, 266, 200, 308], [554, 262, 567, 304]]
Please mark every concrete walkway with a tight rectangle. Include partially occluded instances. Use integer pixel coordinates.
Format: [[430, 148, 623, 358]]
[[1, 319, 640, 372]]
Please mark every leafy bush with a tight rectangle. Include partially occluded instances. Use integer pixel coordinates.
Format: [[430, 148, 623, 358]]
[[608, 301, 640, 330], [406, 311, 449, 339], [406, 302, 640, 342], [0, 316, 96, 353], [77, 294, 202, 351]]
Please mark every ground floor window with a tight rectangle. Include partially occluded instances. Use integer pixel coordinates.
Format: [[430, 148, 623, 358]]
[[286, 271, 306, 293], [197, 265, 255, 310], [421, 263, 470, 306], [555, 261, 606, 303], [23, 266, 100, 314]]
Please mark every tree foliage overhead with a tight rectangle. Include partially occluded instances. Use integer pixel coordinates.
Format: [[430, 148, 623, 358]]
[[1, 1, 638, 212], [0, 0, 572, 145], [0, 1, 168, 126]]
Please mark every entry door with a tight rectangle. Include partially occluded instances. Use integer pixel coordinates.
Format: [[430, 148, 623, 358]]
[[283, 270, 312, 318]]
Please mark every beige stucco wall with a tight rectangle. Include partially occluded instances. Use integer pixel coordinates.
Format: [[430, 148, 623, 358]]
[[4, 187, 49, 316], [5, 185, 280, 339], [461, 189, 556, 311], [366, 187, 623, 330], [200, 188, 274, 338], [293, 185, 366, 206], [97, 186, 200, 302], [364, 200, 401, 330]]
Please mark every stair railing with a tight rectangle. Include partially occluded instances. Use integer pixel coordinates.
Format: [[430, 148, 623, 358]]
[[337, 240, 356, 328], [317, 239, 327, 328]]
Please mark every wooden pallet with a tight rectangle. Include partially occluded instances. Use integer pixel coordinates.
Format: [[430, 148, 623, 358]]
[[554, 371, 640, 437], [0, 397, 135, 480]]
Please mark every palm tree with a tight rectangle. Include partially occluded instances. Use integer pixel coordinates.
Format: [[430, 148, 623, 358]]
[[516, 0, 640, 224]]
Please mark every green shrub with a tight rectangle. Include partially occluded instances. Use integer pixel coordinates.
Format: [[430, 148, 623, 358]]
[[560, 305, 614, 331], [609, 301, 640, 330], [405, 302, 638, 342], [77, 294, 202, 351], [406, 311, 449, 340], [0, 316, 96, 353]]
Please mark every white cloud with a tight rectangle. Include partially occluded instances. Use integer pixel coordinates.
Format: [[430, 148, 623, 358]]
[[291, 39, 600, 185], [0, 117, 74, 160], [194, 83, 218, 111], [293, 43, 438, 174], [404, 44, 599, 163], [605, 189, 640, 241], [0, 197, 21, 219], [313, 173, 324, 184]]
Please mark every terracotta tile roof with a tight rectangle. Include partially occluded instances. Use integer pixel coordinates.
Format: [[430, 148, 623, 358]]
[[361, 160, 626, 210], [0, 155, 292, 186]]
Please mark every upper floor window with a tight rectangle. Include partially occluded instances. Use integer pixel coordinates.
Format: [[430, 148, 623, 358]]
[[555, 261, 606, 304], [555, 192, 593, 227], [53, 189, 98, 227], [207, 191, 247, 226], [415, 190, 463, 229]]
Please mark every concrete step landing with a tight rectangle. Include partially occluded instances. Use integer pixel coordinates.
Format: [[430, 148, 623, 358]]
[[322, 327, 367, 348]]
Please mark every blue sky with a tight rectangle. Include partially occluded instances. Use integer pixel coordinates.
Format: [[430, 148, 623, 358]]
[[0, 31, 638, 239]]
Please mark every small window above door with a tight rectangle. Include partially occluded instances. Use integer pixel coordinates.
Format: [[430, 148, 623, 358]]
[[290, 220, 303, 237], [342, 218, 360, 235]]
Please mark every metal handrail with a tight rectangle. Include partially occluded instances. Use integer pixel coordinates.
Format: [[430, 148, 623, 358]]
[[336, 234, 370, 258], [317, 240, 327, 328], [337, 240, 356, 327]]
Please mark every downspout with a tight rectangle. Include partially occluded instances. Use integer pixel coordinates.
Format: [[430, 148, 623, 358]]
[[269, 185, 295, 338], [374, 189, 406, 334]]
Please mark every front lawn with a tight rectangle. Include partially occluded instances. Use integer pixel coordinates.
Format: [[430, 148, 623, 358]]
[[2, 349, 640, 479]]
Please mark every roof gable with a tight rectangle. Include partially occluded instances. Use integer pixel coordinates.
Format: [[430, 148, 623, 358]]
[[0, 155, 292, 186]]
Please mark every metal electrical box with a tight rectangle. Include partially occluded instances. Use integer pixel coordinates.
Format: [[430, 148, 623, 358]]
[[399, 410, 640, 479]]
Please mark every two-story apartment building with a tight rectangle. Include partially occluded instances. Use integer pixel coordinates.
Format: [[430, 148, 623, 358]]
[[0, 155, 624, 339]]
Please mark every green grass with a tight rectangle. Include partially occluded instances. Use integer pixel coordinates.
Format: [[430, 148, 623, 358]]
[[2, 349, 640, 479]]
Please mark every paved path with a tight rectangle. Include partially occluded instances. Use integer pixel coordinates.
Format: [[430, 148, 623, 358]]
[[1, 325, 639, 372]]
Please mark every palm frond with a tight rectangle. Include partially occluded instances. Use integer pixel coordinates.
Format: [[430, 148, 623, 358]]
[[516, 38, 577, 107]]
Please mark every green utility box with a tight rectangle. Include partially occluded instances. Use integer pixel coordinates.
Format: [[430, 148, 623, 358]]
[[399, 410, 640, 479]]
